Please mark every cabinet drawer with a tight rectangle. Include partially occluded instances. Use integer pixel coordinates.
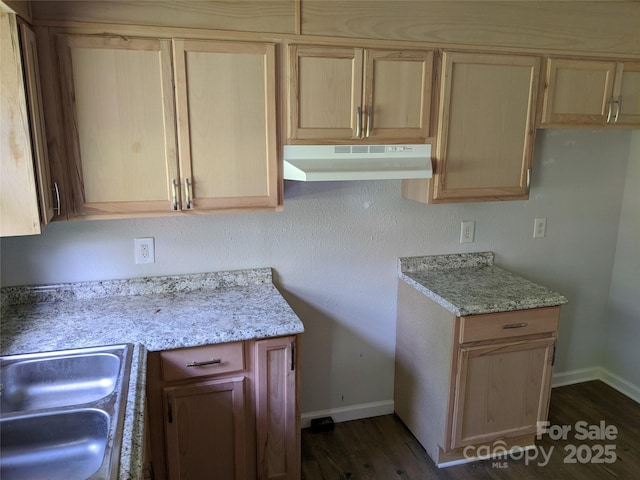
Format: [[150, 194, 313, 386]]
[[459, 307, 560, 344], [160, 342, 245, 382]]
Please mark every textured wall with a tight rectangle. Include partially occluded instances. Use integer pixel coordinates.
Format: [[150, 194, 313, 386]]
[[0, 129, 633, 415], [604, 131, 640, 388]]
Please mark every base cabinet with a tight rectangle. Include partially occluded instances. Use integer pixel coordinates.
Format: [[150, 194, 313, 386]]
[[394, 280, 559, 465], [147, 336, 299, 480]]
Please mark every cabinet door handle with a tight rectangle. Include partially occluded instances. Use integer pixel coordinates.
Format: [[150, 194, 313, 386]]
[[167, 392, 173, 423], [53, 182, 60, 216], [606, 96, 614, 124], [184, 177, 192, 209], [171, 179, 178, 210], [186, 358, 221, 367], [526, 168, 531, 194], [502, 322, 528, 329], [365, 106, 372, 138], [356, 106, 362, 138], [614, 95, 621, 123]]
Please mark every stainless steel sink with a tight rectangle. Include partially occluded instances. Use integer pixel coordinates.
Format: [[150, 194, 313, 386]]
[[1, 409, 110, 480], [1, 351, 120, 412], [0, 344, 133, 480]]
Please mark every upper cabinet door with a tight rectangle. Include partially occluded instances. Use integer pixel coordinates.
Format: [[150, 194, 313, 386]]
[[20, 23, 56, 228], [432, 52, 540, 202], [0, 14, 54, 237], [541, 58, 640, 128], [173, 40, 278, 210], [287, 44, 433, 143], [363, 49, 433, 140], [57, 35, 178, 216], [614, 62, 640, 127], [288, 45, 364, 141], [541, 58, 617, 126]]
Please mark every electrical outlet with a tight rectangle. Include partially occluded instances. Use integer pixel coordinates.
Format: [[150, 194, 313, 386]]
[[460, 221, 475, 243], [533, 218, 547, 238], [134, 237, 155, 264]]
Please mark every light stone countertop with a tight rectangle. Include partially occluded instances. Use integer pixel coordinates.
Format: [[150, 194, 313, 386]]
[[0, 268, 304, 480], [399, 252, 568, 316]]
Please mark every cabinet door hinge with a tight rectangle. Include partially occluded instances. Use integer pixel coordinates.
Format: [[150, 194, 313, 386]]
[[290, 341, 296, 371]]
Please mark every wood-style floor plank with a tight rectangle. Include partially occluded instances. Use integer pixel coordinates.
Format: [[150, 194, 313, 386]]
[[301, 381, 640, 480]]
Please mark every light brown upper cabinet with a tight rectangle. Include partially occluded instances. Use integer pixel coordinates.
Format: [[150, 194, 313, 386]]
[[287, 45, 433, 142], [173, 39, 278, 211], [541, 58, 640, 128], [57, 34, 278, 218], [1, 14, 57, 236], [429, 52, 540, 203]]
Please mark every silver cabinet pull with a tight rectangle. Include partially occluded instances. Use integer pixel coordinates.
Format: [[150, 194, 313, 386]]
[[614, 95, 621, 123], [171, 179, 178, 210], [503, 322, 528, 329], [606, 96, 614, 124], [356, 106, 362, 138], [187, 358, 221, 367], [526, 168, 531, 194], [185, 177, 192, 209], [365, 106, 372, 138], [53, 182, 60, 215]]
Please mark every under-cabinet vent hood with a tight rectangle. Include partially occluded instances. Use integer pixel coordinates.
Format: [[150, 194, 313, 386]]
[[283, 144, 432, 181]]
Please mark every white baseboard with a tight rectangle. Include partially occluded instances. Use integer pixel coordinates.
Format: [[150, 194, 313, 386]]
[[598, 367, 640, 404], [299, 369, 639, 430], [552, 366, 640, 404], [301, 400, 394, 429], [551, 367, 601, 388]]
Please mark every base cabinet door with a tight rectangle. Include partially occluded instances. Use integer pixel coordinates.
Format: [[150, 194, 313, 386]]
[[450, 337, 555, 449], [164, 377, 247, 480], [255, 336, 299, 480]]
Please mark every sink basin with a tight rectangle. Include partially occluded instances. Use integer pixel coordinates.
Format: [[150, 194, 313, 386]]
[[1, 352, 120, 412], [0, 344, 133, 480], [0, 409, 109, 480]]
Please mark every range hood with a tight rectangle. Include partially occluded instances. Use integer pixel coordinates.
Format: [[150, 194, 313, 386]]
[[283, 144, 432, 181]]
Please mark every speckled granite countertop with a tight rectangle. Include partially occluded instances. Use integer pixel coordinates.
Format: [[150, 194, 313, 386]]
[[0, 268, 304, 480], [399, 252, 568, 316]]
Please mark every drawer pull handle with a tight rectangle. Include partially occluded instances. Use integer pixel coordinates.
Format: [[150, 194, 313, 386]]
[[502, 322, 528, 329], [187, 358, 222, 367]]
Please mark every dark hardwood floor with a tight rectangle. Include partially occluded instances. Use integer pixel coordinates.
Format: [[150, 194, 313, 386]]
[[301, 381, 640, 479]]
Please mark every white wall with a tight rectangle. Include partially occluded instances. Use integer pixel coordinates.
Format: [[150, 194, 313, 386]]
[[603, 131, 640, 389], [0, 129, 634, 416]]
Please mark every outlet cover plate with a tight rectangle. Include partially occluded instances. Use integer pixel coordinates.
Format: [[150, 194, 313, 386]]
[[534, 218, 547, 238], [460, 221, 475, 243], [135, 237, 155, 264]]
